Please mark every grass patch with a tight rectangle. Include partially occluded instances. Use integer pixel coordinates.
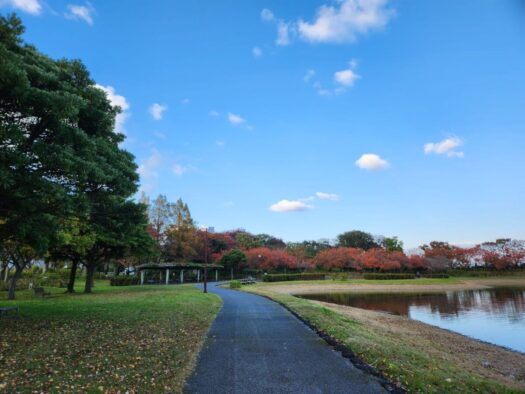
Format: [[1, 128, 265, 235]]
[[0, 281, 221, 393], [244, 283, 522, 393]]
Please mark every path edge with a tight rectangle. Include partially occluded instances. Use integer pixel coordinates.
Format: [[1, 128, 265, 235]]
[[248, 290, 406, 393]]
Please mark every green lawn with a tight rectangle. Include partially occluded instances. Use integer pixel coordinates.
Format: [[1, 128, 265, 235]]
[[0, 281, 221, 393]]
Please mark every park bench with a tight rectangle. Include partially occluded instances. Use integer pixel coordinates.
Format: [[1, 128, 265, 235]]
[[0, 306, 19, 317], [32, 287, 51, 298]]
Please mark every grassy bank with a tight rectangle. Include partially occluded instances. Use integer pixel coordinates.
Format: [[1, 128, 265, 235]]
[[243, 278, 525, 393], [0, 281, 221, 393]]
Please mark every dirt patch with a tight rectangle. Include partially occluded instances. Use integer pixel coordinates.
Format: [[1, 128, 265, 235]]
[[313, 300, 525, 390]]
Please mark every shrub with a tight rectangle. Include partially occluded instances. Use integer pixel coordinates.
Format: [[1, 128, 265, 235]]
[[363, 273, 415, 280], [230, 280, 242, 289], [110, 277, 139, 286], [422, 273, 449, 278], [262, 273, 326, 282]]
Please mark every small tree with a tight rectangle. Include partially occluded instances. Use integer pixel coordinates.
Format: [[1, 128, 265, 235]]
[[219, 249, 247, 279]]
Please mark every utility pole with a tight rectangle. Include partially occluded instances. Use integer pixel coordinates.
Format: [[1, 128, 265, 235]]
[[203, 228, 208, 294]]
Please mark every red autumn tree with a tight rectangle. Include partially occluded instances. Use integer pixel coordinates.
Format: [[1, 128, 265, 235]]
[[245, 247, 297, 271], [313, 247, 363, 271], [407, 254, 427, 270]]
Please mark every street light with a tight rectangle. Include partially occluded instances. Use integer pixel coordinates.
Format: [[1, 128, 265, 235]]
[[200, 226, 209, 294]]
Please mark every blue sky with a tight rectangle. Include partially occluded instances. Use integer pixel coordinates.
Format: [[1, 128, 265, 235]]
[[3, 0, 525, 248]]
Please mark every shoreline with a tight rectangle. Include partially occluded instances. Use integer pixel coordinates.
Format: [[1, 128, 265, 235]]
[[255, 277, 525, 295], [244, 277, 525, 392]]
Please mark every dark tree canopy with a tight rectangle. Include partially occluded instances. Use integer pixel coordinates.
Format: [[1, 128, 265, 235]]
[[337, 230, 379, 250]]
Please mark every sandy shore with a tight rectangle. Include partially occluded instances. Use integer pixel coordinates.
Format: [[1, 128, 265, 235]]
[[314, 300, 525, 390], [261, 277, 525, 296]]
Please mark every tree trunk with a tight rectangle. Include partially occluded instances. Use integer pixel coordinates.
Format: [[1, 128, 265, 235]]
[[84, 263, 96, 293], [7, 264, 23, 300], [230, 267, 233, 280], [67, 259, 79, 293]]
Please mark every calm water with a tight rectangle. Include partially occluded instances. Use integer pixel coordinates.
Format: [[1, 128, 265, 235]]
[[301, 288, 525, 353]]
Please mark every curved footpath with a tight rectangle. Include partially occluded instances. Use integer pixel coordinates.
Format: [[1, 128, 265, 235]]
[[185, 283, 388, 394]]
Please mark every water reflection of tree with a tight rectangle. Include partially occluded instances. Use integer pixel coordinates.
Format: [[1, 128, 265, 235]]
[[304, 288, 525, 320]]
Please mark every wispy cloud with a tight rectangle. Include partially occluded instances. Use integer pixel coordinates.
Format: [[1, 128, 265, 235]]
[[65, 2, 95, 25], [1, 0, 42, 14], [424, 137, 464, 158], [316, 192, 340, 201], [306, 60, 360, 96], [269, 199, 313, 213], [270, 191, 340, 213], [209, 110, 220, 117], [228, 112, 245, 125], [181, 98, 190, 104], [96, 84, 129, 134], [261, 8, 275, 22], [149, 103, 167, 120], [252, 46, 262, 57], [304, 69, 315, 83], [172, 164, 188, 176], [276, 21, 291, 46], [137, 149, 162, 192], [355, 153, 390, 170], [216, 140, 225, 147]]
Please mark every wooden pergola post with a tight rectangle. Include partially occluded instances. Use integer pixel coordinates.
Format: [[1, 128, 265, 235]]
[[140, 270, 145, 285], [165, 268, 169, 285]]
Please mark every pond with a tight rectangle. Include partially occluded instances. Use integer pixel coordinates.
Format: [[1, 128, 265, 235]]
[[300, 287, 525, 353]]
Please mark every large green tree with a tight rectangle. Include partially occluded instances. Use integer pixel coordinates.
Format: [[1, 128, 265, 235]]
[[337, 230, 379, 250], [0, 14, 154, 297]]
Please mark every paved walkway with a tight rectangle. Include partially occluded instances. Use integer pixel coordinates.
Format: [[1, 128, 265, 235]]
[[185, 283, 387, 394]]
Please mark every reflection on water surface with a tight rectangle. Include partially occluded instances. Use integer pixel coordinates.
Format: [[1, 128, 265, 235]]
[[300, 287, 525, 353]]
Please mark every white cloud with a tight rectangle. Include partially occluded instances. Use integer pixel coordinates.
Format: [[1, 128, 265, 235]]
[[261, 8, 275, 22], [181, 98, 190, 104], [172, 164, 188, 176], [96, 84, 129, 134], [424, 137, 464, 158], [209, 110, 220, 117], [216, 140, 225, 147], [316, 192, 340, 201], [297, 0, 394, 43], [276, 21, 291, 46], [228, 112, 245, 125], [65, 2, 95, 25], [149, 103, 167, 120], [355, 153, 390, 170], [304, 69, 315, 83], [269, 199, 313, 213], [1, 0, 42, 14], [334, 68, 360, 87], [252, 46, 262, 57]]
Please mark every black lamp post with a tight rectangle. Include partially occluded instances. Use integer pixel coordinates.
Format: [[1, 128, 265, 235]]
[[203, 227, 208, 293]]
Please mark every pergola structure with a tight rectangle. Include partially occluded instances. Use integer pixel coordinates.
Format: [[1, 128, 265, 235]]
[[136, 262, 224, 285]]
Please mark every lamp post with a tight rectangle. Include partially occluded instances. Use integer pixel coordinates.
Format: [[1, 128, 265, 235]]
[[203, 227, 208, 294]]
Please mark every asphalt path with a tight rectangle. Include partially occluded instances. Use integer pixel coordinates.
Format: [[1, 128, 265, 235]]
[[185, 283, 388, 394]]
